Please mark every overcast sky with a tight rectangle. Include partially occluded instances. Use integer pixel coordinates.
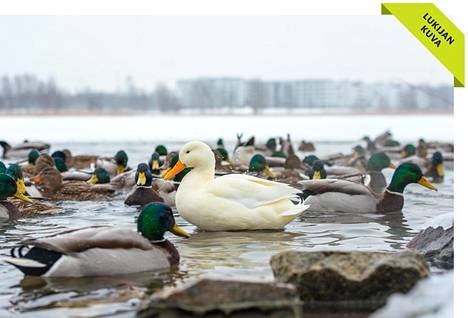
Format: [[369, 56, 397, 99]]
[[0, 16, 452, 91]]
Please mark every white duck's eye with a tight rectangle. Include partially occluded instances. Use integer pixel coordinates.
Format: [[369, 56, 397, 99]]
[[186, 150, 191, 154]]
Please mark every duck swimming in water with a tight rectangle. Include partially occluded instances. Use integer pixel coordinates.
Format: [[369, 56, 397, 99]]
[[125, 163, 163, 206], [300, 162, 436, 213], [164, 141, 308, 231], [1, 203, 190, 277]]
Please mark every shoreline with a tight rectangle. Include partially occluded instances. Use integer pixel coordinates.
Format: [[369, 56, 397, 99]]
[[0, 111, 453, 117]]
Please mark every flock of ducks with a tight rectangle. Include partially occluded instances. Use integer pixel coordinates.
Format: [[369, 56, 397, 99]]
[[0, 131, 452, 277]]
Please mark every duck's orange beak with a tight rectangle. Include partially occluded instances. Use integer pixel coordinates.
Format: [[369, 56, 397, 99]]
[[163, 160, 186, 180]]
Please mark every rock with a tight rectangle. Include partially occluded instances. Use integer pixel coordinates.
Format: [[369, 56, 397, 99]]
[[137, 278, 302, 318], [270, 251, 429, 310], [370, 271, 453, 318], [407, 226, 453, 269]]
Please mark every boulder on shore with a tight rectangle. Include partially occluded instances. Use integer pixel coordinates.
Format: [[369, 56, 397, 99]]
[[407, 225, 453, 269], [270, 250, 429, 310], [137, 278, 302, 318]]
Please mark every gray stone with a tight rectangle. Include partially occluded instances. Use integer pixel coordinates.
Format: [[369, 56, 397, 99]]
[[137, 278, 302, 318], [407, 226, 453, 269], [270, 251, 429, 310]]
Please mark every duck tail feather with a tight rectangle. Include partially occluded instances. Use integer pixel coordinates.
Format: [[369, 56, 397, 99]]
[[0, 256, 47, 268]]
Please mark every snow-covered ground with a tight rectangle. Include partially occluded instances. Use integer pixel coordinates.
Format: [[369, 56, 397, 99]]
[[0, 114, 453, 143]]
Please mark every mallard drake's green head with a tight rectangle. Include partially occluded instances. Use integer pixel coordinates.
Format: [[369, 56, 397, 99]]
[[28, 150, 41, 165], [303, 155, 319, 167], [0, 173, 32, 203], [215, 147, 229, 161], [249, 154, 273, 177], [0, 161, 6, 174], [135, 163, 153, 187], [400, 144, 416, 158], [88, 168, 111, 184], [148, 152, 163, 173], [431, 151, 444, 177], [155, 145, 168, 156], [6, 164, 29, 201], [367, 152, 396, 172], [138, 203, 190, 241], [54, 158, 68, 172], [51, 150, 66, 162], [266, 138, 277, 152], [113, 150, 128, 174], [387, 162, 437, 193]]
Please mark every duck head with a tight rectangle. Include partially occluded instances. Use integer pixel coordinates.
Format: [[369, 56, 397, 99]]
[[303, 154, 319, 167], [28, 150, 41, 165], [135, 163, 153, 187], [88, 168, 111, 184], [400, 144, 416, 158], [266, 138, 277, 152], [216, 138, 225, 148], [138, 202, 190, 240], [248, 154, 274, 177], [163, 141, 211, 180], [309, 160, 327, 179], [6, 164, 30, 202], [155, 145, 168, 156], [353, 145, 366, 159], [0, 173, 32, 202], [148, 152, 163, 174], [367, 152, 396, 172], [431, 151, 444, 178], [113, 150, 128, 175], [387, 162, 437, 193]]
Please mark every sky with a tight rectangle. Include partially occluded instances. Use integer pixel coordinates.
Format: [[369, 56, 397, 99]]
[[0, 16, 452, 91]]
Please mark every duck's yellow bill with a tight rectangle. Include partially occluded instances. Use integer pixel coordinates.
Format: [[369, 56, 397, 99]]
[[163, 160, 186, 180], [313, 170, 321, 180], [17, 179, 28, 195], [388, 162, 397, 169], [152, 160, 160, 171], [137, 172, 146, 186], [15, 191, 33, 203], [264, 166, 274, 178], [400, 151, 407, 158], [34, 175, 42, 185], [87, 175, 98, 184], [436, 163, 444, 177], [418, 176, 437, 191], [170, 224, 190, 238]]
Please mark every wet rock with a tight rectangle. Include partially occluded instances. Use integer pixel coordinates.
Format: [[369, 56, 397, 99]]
[[137, 278, 302, 318], [270, 251, 429, 310], [407, 226, 453, 269], [370, 271, 453, 318]]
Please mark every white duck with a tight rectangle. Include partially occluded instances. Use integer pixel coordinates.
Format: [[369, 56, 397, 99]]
[[164, 141, 308, 231]]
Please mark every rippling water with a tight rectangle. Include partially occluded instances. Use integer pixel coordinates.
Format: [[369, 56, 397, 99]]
[[0, 140, 453, 318]]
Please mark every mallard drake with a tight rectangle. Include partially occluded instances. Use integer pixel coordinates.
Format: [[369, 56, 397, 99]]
[[300, 162, 436, 213], [34, 167, 114, 201], [425, 151, 444, 183], [96, 150, 130, 177], [163, 141, 308, 231], [248, 154, 274, 178], [148, 152, 164, 175], [1, 173, 33, 220], [0, 140, 50, 159], [1, 202, 190, 277], [125, 163, 163, 206]]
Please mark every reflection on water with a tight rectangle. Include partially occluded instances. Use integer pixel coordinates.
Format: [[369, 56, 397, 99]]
[[0, 141, 453, 317]]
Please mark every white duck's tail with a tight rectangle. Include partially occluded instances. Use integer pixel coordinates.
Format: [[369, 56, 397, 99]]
[[280, 198, 309, 217]]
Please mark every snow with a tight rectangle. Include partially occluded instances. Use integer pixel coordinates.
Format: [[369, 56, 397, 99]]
[[371, 271, 453, 318]]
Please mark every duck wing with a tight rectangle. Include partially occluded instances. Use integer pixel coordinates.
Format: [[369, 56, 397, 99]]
[[208, 174, 302, 209], [21, 226, 154, 254], [299, 179, 372, 196]]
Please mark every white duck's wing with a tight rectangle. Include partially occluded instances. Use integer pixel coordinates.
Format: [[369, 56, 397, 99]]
[[208, 174, 302, 209], [299, 179, 372, 196]]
